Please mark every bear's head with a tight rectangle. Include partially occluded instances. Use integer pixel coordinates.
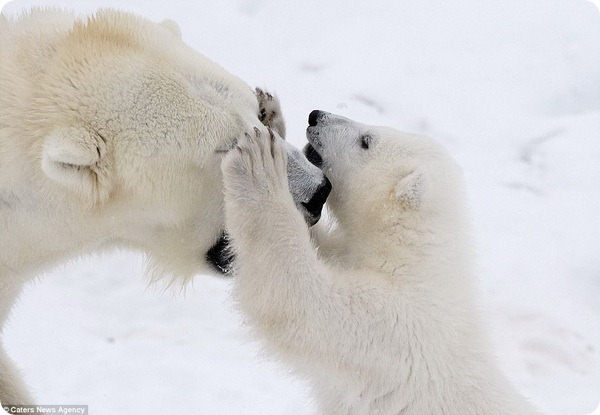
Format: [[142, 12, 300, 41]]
[[304, 111, 465, 259], [26, 10, 329, 280]]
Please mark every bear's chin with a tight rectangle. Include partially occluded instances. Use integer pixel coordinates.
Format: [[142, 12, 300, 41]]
[[205, 232, 235, 276]]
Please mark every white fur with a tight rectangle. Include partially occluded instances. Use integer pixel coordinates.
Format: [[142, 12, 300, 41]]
[[0, 9, 325, 404], [222, 113, 540, 415]]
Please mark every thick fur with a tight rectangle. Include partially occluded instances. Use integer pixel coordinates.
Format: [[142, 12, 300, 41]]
[[222, 112, 540, 415], [0, 9, 327, 404]]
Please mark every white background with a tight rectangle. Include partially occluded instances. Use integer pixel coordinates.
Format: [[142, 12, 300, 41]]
[[1, 0, 600, 414]]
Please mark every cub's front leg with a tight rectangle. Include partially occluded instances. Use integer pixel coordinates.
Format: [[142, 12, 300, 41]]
[[221, 127, 293, 245], [221, 129, 384, 379], [221, 127, 321, 336]]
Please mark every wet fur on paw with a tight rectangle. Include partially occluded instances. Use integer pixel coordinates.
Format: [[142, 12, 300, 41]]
[[256, 87, 286, 139]]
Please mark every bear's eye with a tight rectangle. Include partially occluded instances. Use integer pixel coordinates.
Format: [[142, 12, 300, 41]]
[[361, 134, 372, 150]]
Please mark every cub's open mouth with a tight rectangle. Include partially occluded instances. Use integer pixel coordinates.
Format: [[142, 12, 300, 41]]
[[303, 143, 323, 168]]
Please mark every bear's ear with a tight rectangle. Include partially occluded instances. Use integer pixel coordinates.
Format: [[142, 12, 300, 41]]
[[41, 126, 113, 207], [160, 19, 182, 39], [394, 169, 428, 208]]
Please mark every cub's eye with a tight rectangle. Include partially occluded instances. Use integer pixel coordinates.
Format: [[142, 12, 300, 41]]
[[361, 134, 372, 150]]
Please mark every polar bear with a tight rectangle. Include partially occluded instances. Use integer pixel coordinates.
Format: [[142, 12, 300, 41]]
[[0, 9, 330, 404], [222, 111, 540, 415]]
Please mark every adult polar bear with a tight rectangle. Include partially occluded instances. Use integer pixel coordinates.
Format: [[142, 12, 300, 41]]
[[0, 9, 330, 404], [222, 112, 539, 414]]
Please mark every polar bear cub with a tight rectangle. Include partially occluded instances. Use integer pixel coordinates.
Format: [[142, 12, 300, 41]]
[[222, 111, 539, 415]]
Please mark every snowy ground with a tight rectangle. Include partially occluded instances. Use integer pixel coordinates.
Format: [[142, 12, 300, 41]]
[[2, 0, 600, 413]]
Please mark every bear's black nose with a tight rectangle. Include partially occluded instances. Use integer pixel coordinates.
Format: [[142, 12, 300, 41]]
[[308, 110, 323, 127]]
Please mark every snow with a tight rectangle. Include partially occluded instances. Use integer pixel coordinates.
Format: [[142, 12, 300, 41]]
[[1, 0, 599, 413]]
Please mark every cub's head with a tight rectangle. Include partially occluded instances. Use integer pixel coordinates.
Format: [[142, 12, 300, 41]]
[[304, 111, 463, 234]]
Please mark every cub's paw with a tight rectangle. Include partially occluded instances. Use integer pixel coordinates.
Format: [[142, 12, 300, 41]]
[[222, 127, 288, 208], [255, 87, 286, 139]]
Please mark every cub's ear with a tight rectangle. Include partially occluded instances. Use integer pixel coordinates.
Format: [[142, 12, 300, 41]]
[[160, 19, 182, 39], [41, 127, 113, 206], [395, 169, 428, 208]]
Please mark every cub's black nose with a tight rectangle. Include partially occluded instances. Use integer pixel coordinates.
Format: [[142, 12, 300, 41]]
[[302, 176, 332, 225], [308, 110, 323, 127]]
